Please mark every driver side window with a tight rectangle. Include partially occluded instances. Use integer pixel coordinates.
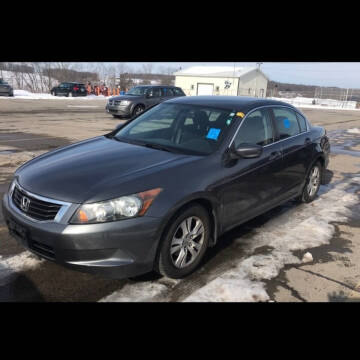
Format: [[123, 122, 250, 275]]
[[234, 109, 274, 147]]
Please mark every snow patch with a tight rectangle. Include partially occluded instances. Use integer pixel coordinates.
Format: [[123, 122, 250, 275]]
[[100, 281, 168, 302], [347, 128, 360, 134], [0, 251, 43, 285], [269, 96, 359, 111], [0, 89, 109, 100]]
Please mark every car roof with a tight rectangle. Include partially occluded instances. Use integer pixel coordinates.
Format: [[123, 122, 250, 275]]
[[132, 85, 179, 88], [164, 96, 297, 112]]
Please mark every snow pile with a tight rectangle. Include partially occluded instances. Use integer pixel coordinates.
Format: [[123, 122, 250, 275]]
[[0, 89, 109, 100], [269, 96, 359, 110]]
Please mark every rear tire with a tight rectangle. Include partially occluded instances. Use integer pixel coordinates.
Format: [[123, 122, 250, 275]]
[[299, 162, 322, 203], [155, 205, 210, 279]]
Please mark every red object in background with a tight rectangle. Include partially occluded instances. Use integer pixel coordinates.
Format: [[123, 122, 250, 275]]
[[73, 86, 79, 91]]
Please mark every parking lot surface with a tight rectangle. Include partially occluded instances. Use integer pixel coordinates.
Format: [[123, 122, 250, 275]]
[[1, 98, 360, 302]]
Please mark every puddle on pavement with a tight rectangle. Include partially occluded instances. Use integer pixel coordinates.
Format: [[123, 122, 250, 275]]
[[0, 132, 71, 152], [329, 129, 360, 157], [0, 150, 18, 155]]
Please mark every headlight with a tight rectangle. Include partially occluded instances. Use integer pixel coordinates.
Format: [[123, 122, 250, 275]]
[[70, 188, 162, 224], [120, 100, 131, 106]]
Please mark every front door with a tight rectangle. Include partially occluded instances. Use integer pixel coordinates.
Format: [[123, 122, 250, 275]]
[[219, 108, 285, 231], [145, 87, 162, 108]]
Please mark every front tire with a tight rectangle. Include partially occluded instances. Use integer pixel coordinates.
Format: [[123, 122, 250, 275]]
[[155, 205, 210, 279], [132, 104, 144, 117], [300, 162, 322, 203]]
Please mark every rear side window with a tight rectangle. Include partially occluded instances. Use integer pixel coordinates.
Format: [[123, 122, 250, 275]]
[[173, 88, 184, 96], [272, 107, 300, 139], [295, 112, 308, 132], [234, 109, 274, 147], [162, 87, 174, 97]]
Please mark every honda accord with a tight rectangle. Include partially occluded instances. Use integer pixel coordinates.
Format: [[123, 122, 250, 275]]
[[2, 96, 330, 279]]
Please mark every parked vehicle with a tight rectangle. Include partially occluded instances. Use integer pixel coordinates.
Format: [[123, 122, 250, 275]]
[[3, 96, 330, 279], [0, 78, 14, 97], [106, 85, 186, 118], [51, 82, 87, 97]]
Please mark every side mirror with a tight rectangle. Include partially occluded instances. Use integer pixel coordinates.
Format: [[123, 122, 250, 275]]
[[230, 143, 263, 159]]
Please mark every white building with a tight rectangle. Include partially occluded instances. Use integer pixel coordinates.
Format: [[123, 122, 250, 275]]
[[174, 66, 269, 98]]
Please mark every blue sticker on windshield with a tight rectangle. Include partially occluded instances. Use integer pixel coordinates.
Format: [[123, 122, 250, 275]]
[[283, 118, 291, 128], [206, 128, 221, 140]]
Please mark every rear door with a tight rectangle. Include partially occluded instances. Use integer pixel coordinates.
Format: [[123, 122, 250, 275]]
[[57, 83, 70, 95], [270, 106, 314, 199], [160, 87, 174, 102]]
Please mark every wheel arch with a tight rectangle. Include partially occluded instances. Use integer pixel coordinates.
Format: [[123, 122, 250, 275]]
[[154, 196, 220, 263]]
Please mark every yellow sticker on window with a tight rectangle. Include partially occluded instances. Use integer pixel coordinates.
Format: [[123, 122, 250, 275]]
[[236, 112, 245, 118]]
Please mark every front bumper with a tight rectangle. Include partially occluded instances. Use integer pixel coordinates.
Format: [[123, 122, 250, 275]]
[[2, 193, 163, 279], [106, 104, 132, 117]]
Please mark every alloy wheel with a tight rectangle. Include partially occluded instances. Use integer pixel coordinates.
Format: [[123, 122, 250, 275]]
[[170, 216, 205, 268], [307, 165, 320, 197]]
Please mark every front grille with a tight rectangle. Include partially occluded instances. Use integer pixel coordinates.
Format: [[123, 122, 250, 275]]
[[12, 186, 61, 221], [108, 100, 114, 105], [114, 100, 121, 105]]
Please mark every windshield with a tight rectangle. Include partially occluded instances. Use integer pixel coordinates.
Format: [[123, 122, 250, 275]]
[[126, 87, 149, 96], [114, 103, 238, 155]]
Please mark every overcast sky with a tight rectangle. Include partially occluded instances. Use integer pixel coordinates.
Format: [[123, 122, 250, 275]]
[[103, 62, 360, 89]]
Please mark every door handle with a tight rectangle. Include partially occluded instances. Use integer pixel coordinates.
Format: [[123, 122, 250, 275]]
[[269, 151, 282, 161]]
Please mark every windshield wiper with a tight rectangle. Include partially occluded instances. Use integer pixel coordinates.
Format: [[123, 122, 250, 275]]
[[143, 143, 176, 153]]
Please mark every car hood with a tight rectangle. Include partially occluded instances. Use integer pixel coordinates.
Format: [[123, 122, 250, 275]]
[[110, 95, 142, 101], [16, 136, 192, 203]]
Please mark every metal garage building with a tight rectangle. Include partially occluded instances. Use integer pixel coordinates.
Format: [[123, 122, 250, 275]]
[[174, 66, 269, 98]]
